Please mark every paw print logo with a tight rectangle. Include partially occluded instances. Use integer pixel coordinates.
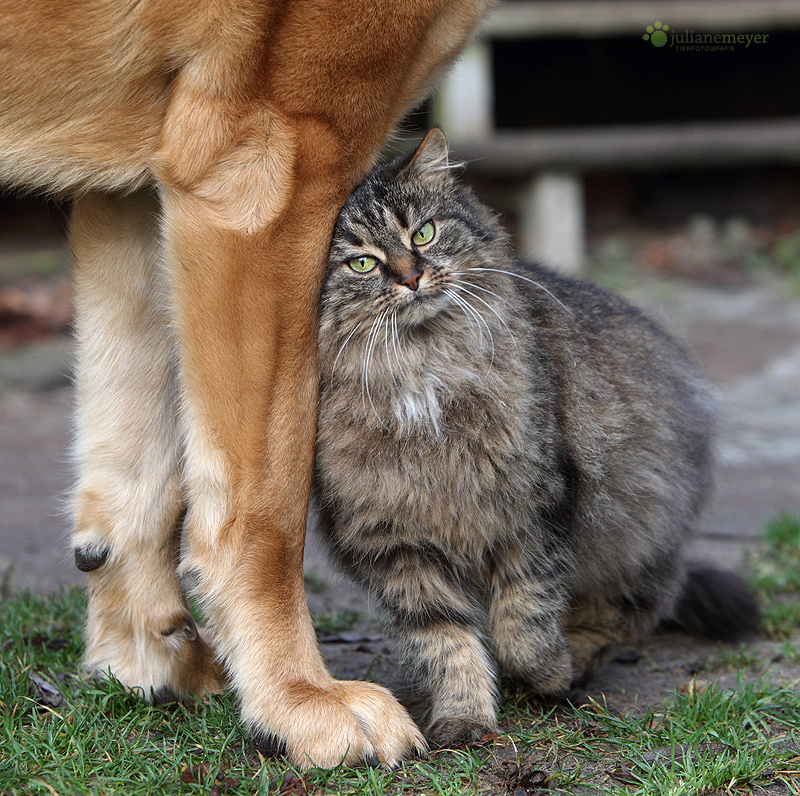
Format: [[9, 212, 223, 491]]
[[643, 21, 669, 47]]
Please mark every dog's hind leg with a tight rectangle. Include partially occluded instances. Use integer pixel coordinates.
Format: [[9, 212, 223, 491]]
[[70, 190, 220, 700]]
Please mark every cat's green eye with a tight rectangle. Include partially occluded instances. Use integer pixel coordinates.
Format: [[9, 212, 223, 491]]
[[348, 255, 378, 274], [412, 220, 436, 247]]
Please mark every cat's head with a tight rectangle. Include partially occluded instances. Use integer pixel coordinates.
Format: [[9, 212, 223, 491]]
[[322, 128, 508, 332]]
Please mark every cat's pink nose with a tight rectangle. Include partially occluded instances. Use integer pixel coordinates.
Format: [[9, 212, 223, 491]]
[[400, 271, 421, 291]]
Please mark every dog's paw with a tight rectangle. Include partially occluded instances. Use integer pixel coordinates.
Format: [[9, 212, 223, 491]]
[[250, 679, 426, 769], [84, 615, 223, 700]]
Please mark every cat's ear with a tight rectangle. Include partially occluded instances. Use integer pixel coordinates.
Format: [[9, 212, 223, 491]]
[[400, 127, 458, 180]]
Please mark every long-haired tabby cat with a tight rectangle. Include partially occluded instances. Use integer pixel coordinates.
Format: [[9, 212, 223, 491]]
[[314, 128, 759, 747]]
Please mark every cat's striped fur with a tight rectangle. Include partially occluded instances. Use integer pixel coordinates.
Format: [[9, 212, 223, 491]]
[[313, 128, 759, 746]]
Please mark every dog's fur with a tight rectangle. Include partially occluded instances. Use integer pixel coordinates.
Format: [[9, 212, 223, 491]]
[[0, 0, 490, 767]]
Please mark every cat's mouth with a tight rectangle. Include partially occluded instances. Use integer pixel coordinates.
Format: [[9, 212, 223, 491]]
[[393, 284, 448, 327]]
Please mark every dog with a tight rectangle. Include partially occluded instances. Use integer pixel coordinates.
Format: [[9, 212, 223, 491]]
[[0, 0, 490, 767]]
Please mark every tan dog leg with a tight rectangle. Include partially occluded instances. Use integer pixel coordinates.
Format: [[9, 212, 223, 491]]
[[158, 115, 425, 765], [71, 191, 219, 699]]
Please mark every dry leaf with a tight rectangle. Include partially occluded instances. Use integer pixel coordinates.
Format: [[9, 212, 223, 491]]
[[466, 732, 500, 749], [29, 671, 67, 709], [277, 772, 310, 794], [678, 678, 710, 696], [496, 757, 551, 794], [179, 762, 239, 792]]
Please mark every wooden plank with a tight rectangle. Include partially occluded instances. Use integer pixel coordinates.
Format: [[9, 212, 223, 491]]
[[481, 0, 800, 38], [450, 118, 800, 172]]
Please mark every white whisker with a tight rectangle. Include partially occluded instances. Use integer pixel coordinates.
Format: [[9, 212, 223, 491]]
[[452, 277, 516, 311], [330, 320, 367, 381], [360, 315, 379, 418], [450, 282, 518, 347], [390, 310, 408, 374], [361, 310, 388, 427], [463, 266, 573, 314], [443, 287, 495, 378], [443, 286, 481, 344], [383, 310, 400, 391]]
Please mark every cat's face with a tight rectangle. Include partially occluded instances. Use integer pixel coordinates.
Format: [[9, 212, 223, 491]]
[[322, 128, 505, 333]]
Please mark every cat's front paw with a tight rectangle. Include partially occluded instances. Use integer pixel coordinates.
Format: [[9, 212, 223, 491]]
[[527, 645, 575, 697], [428, 715, 499, 749], [496, 638, 575, 697]]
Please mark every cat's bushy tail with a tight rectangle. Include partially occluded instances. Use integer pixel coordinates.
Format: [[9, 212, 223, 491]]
[[663, 563, 760, 641]]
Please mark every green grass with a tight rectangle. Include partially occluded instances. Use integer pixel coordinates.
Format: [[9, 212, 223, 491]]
[[748, 513, 800, 639], [743, 228, 800, 295], [4, 515, 800, 795], [310, 608, 365, 638], [501, 682, 800, 794], [7, 617, 799, 796], [766, 230, 800, 295]]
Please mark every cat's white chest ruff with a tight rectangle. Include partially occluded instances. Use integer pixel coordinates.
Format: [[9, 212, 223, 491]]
[[393, 377, 445, 435]]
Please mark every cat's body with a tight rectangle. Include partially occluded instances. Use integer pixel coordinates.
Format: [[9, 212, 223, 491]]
[[314, 128, 758, 746]]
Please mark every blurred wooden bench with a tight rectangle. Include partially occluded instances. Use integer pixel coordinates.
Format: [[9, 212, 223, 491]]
[[433, 0, 800, 273]]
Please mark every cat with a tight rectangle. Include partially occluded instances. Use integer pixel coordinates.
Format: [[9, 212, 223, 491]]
[[313, 127, 759, 747]]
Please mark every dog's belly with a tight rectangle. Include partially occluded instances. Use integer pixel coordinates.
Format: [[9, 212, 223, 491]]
[[0, 0, 209, 193]]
